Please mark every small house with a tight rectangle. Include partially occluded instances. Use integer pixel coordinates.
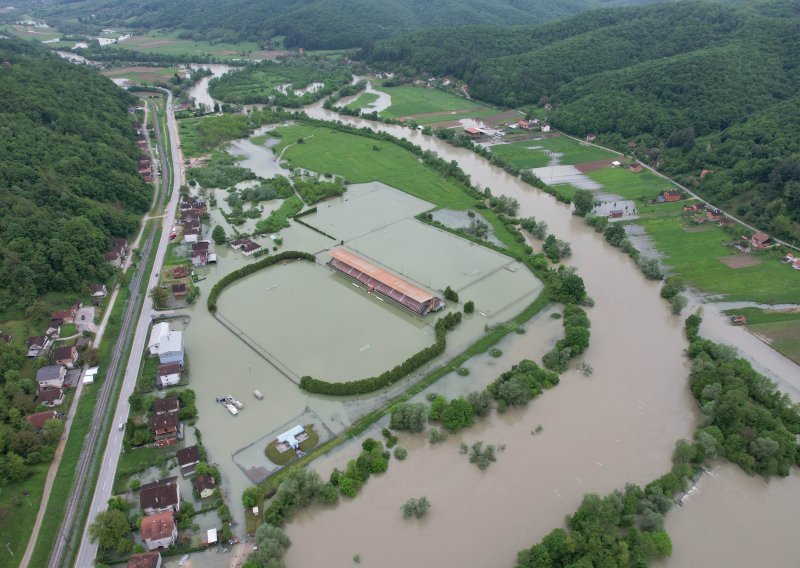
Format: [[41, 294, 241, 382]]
[[464, 127, 481, 138], [239, 239, 262, 256], [176, 445, 200, 477], [152, 413, 180, 446], [127, 551, 162, 568], [156, 362, 181, 389], [183, 225, 200, 244], [276, 425, 308, 451], [662, 190, 683, 203], [700, 169, 713, 178], [152, 396, 180, 416], [37, 387, 64, 407], [172, 266, 188, 279], [585, 133, 596, 142], [139, 477, 181, 515], [750, 232, 770, 249], [609, 210, 624, 219], [27, 336, 50, 358], [52, 345, 78, 368], [195, 474, 217, 499], [191, 241, 210, 266], [172, 283, 187, 297], [25, 410, 57, 431], [47, 319, 63, 337], [544, 103, 553, 111], [140, 511, 177, 551], [148, 323, 184, 365], [731, 315, 747, 326], [629, 164, 642, 173], [36, 365, 66, 389], [610, 160, 621, 168], [540, 125, 551, 133], [90, 284, 107, 299]]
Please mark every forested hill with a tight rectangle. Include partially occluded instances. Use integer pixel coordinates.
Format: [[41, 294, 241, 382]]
[[362, 0, 800, 237], [29, 0, 656, 49], [0, 38, 148, 312]]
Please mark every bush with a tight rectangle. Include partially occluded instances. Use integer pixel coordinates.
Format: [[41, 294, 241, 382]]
[[488, 359, 559, 406], [428, 428, 447, 444], [444, 286, 459, 302], [464, 300, 475, 314], [402, 496, 431, 519], [468, 441, 497, 470], [390, 403, 427, 432], [670, 294, 688, 315], [393, 447, 408, 460], [440, 398, 475, 432]]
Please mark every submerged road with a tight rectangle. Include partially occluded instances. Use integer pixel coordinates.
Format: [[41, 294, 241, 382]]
[[45, 90, 182, 568]]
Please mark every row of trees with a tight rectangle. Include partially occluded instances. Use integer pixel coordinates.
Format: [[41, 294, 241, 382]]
[[542, 304, 591, 373], [299, 311, 463, 395]]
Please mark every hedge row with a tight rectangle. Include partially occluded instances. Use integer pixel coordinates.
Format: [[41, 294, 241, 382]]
[[300, 311, 463, 395], [207, 251, 315, 312]]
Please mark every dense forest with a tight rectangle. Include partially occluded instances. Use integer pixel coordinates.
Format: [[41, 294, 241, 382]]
[[0, 38, 149, 313], [21, 0, 655, 49], [362, 0, 800, 236]]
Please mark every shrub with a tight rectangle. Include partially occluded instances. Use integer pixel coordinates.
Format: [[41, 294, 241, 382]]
[[468, 441, 497, 470], [428, 428, 447, 444], [440, 398, 475, 432], [393, 447, 408, 460], [444, 286, 459, 302], [670, 294, 688, 315], [390, 403, 427, 432], [464, 300, 475, 314], [402, 496, 431, 519]]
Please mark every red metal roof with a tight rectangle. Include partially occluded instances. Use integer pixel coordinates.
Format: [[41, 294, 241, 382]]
[[328, 248, 433, 304]]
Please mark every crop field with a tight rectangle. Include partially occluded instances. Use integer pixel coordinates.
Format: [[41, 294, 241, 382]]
[[490, 135, 618, 169], [723, 308, 800, 364], [586, 167, 677, 201], [109, 31, 260, 58], [633, 216, 800, 304], [378, 86, 491, 118]]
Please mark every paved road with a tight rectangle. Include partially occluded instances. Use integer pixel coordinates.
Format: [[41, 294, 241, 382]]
[[70, 90, 183, 568]]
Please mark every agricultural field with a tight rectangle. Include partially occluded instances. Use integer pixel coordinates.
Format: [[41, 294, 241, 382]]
[[724, 308, 800, 364], [102, 66, 184, 85], [345, 92, 379, 111], [490, 135, 619, 169], [632, 216, 800, 304], [585, 167, 676, 202], [378, 85, 492, 119], [107, 30, 261, 58]]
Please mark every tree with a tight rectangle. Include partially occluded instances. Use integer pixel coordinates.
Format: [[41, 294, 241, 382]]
[[463, 300, 475, 313], [441, 398, 475, 432], [670, 294, 688, 315], [242, 486, 260, 508], [88, 509, 132, 553], [42, 418, 64, 445], [402, 496, 431, 519], [212, 224, 227, 244], [252, 523, 291, 567], [390, 403, 427, 432], [149, 285, 168, 309], [572, 190, 594, 216]]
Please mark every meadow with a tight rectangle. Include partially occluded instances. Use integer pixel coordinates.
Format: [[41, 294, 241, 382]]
[[345, 92, 379, 111], [633, 216, 800, 304], [102, 66, 183, 85], [378, 85, 490, 118], [111, 31, 260, 58], [585, 167, 676, 201], [722, 307, 800, 364], [490, 135, 618, 169]]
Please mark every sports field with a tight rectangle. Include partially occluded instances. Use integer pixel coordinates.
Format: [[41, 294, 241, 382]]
[[490, 136, 618, 169]]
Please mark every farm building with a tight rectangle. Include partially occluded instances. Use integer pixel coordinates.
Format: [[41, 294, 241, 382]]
[[327, 248, 443, 316]]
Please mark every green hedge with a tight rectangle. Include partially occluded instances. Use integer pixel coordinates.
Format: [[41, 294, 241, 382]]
[[300, 311, 463, 395], [207, 251, 315, 312]]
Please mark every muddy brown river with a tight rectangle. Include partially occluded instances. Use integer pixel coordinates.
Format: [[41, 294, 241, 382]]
[[177, 83, 800, 567]]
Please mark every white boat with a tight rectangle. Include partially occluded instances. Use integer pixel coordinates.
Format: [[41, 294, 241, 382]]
[[179, 554, 190, 566], [223, 401, 239, 415], [253, 389, 264, 400], [226, 395, 244, 409]]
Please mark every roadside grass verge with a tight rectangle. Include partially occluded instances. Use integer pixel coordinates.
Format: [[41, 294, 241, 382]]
[[632, 216, 800, 304]]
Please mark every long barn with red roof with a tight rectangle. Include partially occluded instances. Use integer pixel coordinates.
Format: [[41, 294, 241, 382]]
[[327, 248, 443, 316]]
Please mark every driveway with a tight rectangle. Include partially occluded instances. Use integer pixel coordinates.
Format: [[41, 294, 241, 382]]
[[75, 306, 97, 333]]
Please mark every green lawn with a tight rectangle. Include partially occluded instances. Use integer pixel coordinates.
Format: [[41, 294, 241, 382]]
[[264, 426, 320, 465], [114, 446, 175, 493], [107, 31, 260, 58], [722, 307, 800, 325], [413, 106, 501, 126], [633, 216, 800, 303], [345, 92, 379, 111], [748, 320, 800, 364], [490, 136, 619, 169], [0, 464, 48, 567], [378, 86, 488, 118], [274, 124, 475, 209], [586, 167, 676, 201]]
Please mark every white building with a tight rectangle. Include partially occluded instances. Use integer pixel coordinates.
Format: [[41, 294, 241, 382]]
[[148, 323, 184, 365]]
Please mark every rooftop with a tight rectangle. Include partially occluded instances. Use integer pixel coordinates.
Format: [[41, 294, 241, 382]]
[[176, 445, 200, 466], [140, 511, 175, 542], [139, 477, 179, 510]]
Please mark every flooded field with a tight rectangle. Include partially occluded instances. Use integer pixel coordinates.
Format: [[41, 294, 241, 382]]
[[188, 64, 233, 110]]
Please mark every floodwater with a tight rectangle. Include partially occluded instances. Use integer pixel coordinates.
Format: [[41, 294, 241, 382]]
[[336, 80, 393, 113], [226, 125, 292, 179], [532, 164, 601, 189], [187, 64, 233, 110]]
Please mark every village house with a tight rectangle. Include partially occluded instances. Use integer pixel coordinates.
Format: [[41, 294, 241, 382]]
[[152, 396, 180, 416], [191, 241, 210, 266], [544, 103, 553, 111], [47, 319, 62, 337], [105, 238, 128, 267], [152, 412, 180, 446], [229, 238, 245, 250], [24, 410, 58, 431], [541, 124, 551, 133], [37, 386, 64, 407], [89, 283, 108, 300], [609, 209, 624, 219], [148, 323, 184, 365], [36, 365, 66, 389], [629, 164, 643, 173], [731, 315, 747, 325], [750, 231, 771, 249], [172, 283, 187, 297], [705, 209, 722, 223], [194, 474, 216, 499], [239, 239, 262, 256], [156, 362, 181, 389], [52, 345, 78, 368], [51, 303, 79, 324], [140, 511, 178, 551], [172, 265, 189, 279], [127, 551, 162, 568], [585, 133, 597, 142], [183, 224, 200, 244], [139, 477, 181, 515], [464, 127, 482, 138], [176, 445, 200, 477], [27, 335, 50, 358], [662, 190, 683, 203]]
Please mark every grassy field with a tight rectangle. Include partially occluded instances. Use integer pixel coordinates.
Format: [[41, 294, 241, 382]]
[[378, 86, 489, 118], [275, 124, 475, 209], [110, 31, 260, 58], [0, 463, 48, 567], [723, 308, 800, 364], [633, 216, 800, 303], [345, 92, 379, 111], [413, 106, 501, 126], [264, 427, 320, 465], [5, 24, 62, 42], [490, 136, 619, 169], [586, 167, 676, 201], [102, 66, 183, 85]]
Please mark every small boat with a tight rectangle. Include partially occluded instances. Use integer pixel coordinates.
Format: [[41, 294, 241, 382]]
[[253, 389, 264, 400], [179, 554, 190, 566], [226, 395, 244, 409], [223, 401, 239, 415]]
